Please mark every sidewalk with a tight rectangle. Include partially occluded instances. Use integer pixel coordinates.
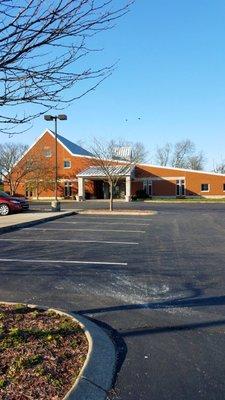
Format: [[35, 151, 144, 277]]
[[0, 211, 75, 233]]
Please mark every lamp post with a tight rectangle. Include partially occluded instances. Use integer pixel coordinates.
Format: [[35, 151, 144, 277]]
[[44, 114, 67, 211]]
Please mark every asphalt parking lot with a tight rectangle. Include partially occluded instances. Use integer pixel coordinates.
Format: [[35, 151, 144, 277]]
[[1, 204, 225, 399]]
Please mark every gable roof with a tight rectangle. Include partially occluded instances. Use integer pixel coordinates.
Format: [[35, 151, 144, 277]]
[[10, 129, 94, 169], [56, 133, 93, 157], [10, 128, 225, 178]]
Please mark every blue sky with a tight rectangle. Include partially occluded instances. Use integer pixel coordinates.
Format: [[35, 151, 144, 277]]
[[2, 0, 225, 170]]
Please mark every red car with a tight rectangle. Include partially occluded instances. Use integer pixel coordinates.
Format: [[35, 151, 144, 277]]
[[0, 191, 22, 216]]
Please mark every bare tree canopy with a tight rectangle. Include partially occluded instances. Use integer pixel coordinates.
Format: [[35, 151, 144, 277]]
[[155, 143, 172, 166], [0, 0, 132, 134], [25, 157, 55, 199], [110, 139, 149, 163], [89, 138, 145, 210], [171, 139, 195, 168], [155, 139, 205, 170], [213, 161, 225, 174], [186, 152, 205, 170], [0, 142, 57, 195], [0, 143, 29, 194]]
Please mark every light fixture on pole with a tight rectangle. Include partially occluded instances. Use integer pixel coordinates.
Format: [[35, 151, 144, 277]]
[[44, 114, 67, 212]]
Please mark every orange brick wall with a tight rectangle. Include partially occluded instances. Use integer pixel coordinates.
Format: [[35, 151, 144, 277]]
[[4, 131, 225, 198], [4, 130, 96, 198], [135, 164, 225, 197]]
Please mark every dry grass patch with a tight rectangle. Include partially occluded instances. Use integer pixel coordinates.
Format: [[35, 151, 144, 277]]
[[0, 303, 88, 399]]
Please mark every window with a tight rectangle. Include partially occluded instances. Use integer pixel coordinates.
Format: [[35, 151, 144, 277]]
[[64, 181, 72, 197], [143, 180, 147, 193], [181, 180, 185, 196], [176, 180, 185, 196], [0, 190, 10, 198], [201, 183, 209, 192], [25, 188, 33, 197], [43, 147, 52, 158], [143, 180, 152, 196], [148, 181, 152, 196], [223, 184, 225, 192], [64, 160, 71, 168], [176, 180, 180, 196]]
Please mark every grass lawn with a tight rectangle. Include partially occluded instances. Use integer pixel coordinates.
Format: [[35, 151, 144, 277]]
[[0, 303, 88, 399], [143, 197, 225, 202]]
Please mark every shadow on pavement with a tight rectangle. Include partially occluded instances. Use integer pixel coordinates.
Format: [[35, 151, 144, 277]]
[[119, 318, 225, 337], [77, 294, 225, 315]]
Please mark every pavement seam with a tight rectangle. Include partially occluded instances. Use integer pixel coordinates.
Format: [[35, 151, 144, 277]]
[[80, 376, 108, 393]]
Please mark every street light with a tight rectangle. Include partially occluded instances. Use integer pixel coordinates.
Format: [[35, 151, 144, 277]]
[[44, 114, 67, 211]]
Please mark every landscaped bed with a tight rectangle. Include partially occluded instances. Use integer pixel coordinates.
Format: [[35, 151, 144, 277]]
[[0, 303, 88, 399]]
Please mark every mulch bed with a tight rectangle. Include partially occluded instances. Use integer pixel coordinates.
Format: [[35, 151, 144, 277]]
[[0, 303, 88, 400]]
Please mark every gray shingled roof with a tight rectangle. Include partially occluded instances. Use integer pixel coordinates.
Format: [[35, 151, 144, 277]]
[[77, 165, 134, 178], [56, 133, 93, 157]]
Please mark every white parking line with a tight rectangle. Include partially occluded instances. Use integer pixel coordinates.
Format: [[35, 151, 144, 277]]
[[49, 221, 149, 226], [0, 258, 127, 266], [23, 228, 146, 233], [69, 217, 152, 222], [0, 238, 139, 245]]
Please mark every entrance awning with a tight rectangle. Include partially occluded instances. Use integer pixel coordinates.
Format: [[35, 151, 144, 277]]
[[77, 165, 135, 179]]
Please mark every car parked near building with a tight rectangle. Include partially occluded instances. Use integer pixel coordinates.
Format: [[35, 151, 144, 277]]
[[0, 191, 29, 211], [11, 195, 29, 210], [0, 191, 23, 216]]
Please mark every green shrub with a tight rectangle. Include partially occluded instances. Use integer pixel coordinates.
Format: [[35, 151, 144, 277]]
[[135, 189, 149, 199]]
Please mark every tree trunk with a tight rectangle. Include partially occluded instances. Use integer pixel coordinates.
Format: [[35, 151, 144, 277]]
[[36, 181, 39, 199], [10, 180, 15, 196], [109, 181, 113, 211]]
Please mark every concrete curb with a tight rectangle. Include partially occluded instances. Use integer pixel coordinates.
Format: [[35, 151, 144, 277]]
[[77, 210, 157, 216], [64, 312, 116, 400], [0, 302, 116, 400], [0, 211, 76, 234]]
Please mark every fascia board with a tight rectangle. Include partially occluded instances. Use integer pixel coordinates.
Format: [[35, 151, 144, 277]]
[[138, 162, 225, 177], [48, 130, 76, 156], [11, 129, 53, 169]]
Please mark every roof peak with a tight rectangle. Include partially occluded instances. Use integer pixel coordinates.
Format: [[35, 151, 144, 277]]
[[48, 130, 93, 157]]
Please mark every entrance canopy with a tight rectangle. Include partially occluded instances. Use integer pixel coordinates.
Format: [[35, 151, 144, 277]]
[[77, 165, 135, 179], [77, 165, 135, 202]]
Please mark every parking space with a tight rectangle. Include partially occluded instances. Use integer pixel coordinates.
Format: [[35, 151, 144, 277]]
[[0, 215, 150, 266], [2, 206, 225, 400], [0, 215, 153, 302]]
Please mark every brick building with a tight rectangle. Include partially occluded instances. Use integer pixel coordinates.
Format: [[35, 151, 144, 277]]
[[4, 129, 225, 200]]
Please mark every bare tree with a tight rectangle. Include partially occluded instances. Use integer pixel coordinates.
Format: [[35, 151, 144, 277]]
[[1, 143, 59, 196], [25, 156, 55, 199], [186, 152, 205, 170], [155, 139, 205, 170], [89, 138, 144, 211], [0, 143, 31, 194], [171, 139, 195, 168], [111, 139, 148, 163], [0, 0, 132, 134], [155, 143, 172, 166], [213, 161, 225, 174]]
